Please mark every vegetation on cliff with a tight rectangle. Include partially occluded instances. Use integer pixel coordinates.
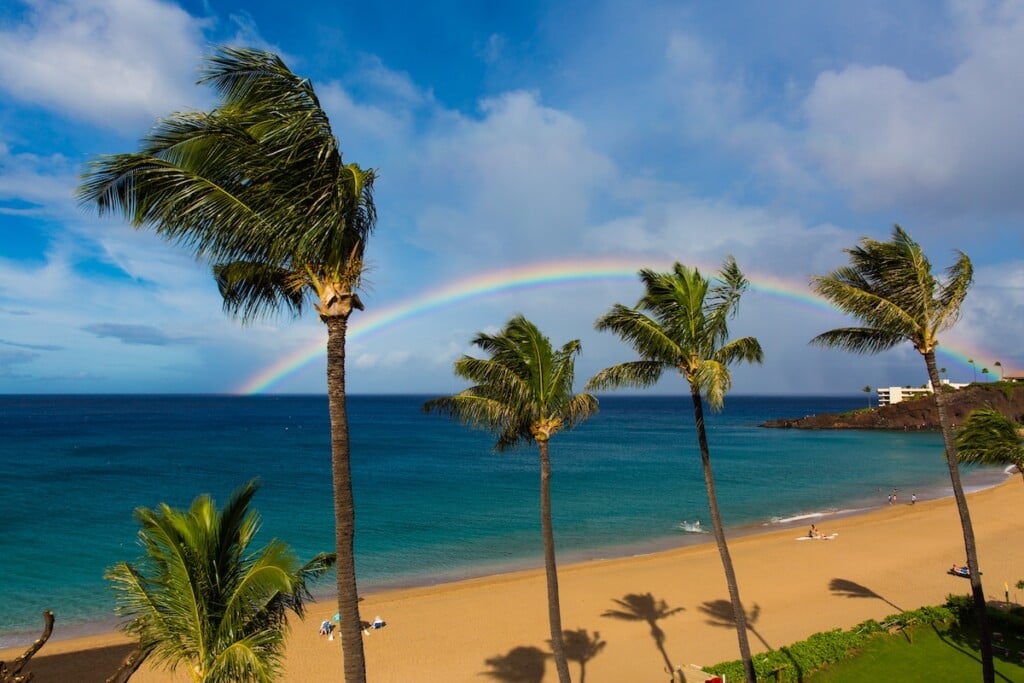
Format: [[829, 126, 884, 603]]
[[762, 382, 1024, 430]]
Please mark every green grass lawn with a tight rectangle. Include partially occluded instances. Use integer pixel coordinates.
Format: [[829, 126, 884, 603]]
[[807, 623, 1024, 682]]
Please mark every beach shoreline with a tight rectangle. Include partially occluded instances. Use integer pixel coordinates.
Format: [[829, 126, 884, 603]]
[[5, 471, 1023, 682], [9, 463, 1006, 650]]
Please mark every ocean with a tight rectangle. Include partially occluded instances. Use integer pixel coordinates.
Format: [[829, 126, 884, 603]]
[[0, 394, 1006, 647]]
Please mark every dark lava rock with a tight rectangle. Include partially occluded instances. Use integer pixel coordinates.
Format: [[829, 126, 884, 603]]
[[761, 383, 1024, 430]]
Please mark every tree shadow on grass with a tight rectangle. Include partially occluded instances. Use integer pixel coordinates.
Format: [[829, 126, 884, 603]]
[[482, 646, 549, 683], [930, 622, 1017, 683], [829, 578, 903, 612], [603, 593, 684, 677]]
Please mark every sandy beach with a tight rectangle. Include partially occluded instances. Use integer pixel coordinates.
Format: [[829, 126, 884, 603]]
[[5, 478, 1023, 682]]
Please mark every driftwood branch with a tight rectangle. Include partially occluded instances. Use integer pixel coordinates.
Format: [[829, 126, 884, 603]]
[[0, 610, 54, 683], [105, 647, 147, 683]]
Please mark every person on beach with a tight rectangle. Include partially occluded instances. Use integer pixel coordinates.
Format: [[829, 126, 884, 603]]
[[319, 619, 332, 636], [911, 493, 917, 505], [809, 524, 817, 538]]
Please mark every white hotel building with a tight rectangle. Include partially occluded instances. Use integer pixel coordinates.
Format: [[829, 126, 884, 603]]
[[876, 379, 969, 406]]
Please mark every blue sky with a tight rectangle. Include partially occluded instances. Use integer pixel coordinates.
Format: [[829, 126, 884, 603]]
[[1, 0, 1022, 395]]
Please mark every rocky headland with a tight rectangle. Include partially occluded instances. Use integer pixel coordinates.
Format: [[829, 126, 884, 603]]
[[762, 383, 1024, 430]]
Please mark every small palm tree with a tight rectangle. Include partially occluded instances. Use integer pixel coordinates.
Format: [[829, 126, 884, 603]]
[[587, 258, 763, 683], [969, 358, 978, 383], [862, 385, 872, 408], [995, 361, 1004, 381], [810, 225, 994, 683], [982, 367, 991, 381], [956, 407, 1024, 485], [78, 47, 375, 682], [424, 315, 599, 683], [106, 481, 334, 683]]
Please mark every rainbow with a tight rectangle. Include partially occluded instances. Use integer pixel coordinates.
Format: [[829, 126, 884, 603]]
[[234, 257, 1001, 394]]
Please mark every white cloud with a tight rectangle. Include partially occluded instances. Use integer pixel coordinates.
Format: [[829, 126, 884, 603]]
[[950, 259, 1024, 374], [587, 197, 853, 277], [802, 0, 1024, 215], [0, 0, 209, 129], [0, 145, 78, 215], [319, 82, 412, 144], [357, 56, 432, 107], [410, 91, 615, 263], [352, 349, 413, 370], [662, 31, 744, 139]]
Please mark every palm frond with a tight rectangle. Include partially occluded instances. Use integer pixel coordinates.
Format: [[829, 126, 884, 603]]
[[707, 255, 747, 319], [955, 407, 1024, 467], [560, 392, 600, 430], [78, 45, 377, 325], [809, 272, 918, 338], [426, 315, 597, 451], [586, 360, 664, 391], [214, 261, 307, 322], [694, 359, 732, 410], [809, 327, 910, 354], [594, 304, 680, 365], [811, 225, 974, 358], [592, 259, 761, 399], [107, 480, 330, 680], [715, 336, 764, 367], [933, 250, 973, 333]]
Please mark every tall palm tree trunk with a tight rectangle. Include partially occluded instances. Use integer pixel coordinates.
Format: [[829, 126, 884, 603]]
[[325, 317, 366, 683], [691, 388, 756, 683], [924, 352, 993, 683], [539, 440, 572, 683]]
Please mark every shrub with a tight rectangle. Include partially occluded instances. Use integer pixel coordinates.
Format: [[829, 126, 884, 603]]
[[705, 605, 955, 682]]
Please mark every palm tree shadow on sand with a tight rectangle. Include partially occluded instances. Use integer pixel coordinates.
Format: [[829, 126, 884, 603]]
[[549, 629, 606, 683], [482, 646, 549, 683], [829, 578, 903, 612], [698, 599, 770, 651], [603, 593, 684, 677], [699, 600, 807, 681]]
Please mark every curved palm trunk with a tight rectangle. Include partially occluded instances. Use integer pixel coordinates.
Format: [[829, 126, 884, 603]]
[[106, 647, 146, 683], [690, 388, 756, 683], [325, 317, 366, 683], [925, 352, 993, 683], [539, 440, 572, 683]]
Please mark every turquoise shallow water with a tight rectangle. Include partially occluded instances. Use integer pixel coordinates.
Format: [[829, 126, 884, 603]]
[[0, 394, 1004, 646]]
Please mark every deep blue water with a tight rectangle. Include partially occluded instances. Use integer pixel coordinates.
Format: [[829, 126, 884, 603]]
[[0, 394, 1003, 645]]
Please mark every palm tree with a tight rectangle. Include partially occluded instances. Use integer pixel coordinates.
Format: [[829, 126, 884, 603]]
[[982, 367, 991, 381], [956, 407, 1024, 485], [994, 361, 1004, 381], [862, 385, 872, 408], [969, 358, 978, 383], [941, 366, 948, 381], [810, 225, 994, 683], [424, 315, 599, 683], [587, 258, 764, 683], [77, 47, 376, 682], [106, 481, 334, 683]]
